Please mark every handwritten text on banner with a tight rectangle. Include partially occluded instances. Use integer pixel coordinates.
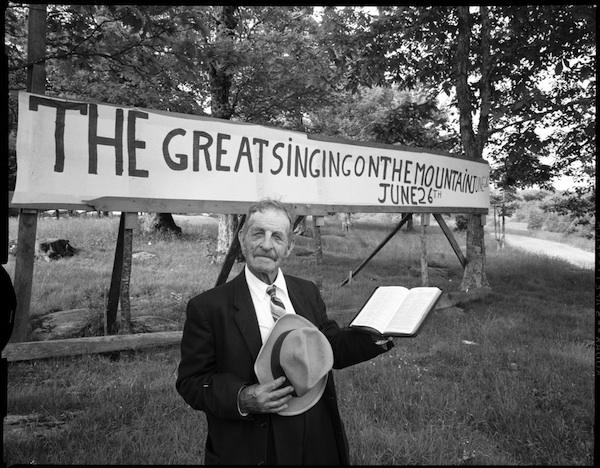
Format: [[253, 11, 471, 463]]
[[13, 92, 489, 210]]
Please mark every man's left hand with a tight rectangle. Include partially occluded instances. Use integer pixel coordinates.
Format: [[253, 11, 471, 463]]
[[373, 336, 394, 348]]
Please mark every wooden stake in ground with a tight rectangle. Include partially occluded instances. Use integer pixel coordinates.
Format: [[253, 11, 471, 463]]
[[340, 213, 412, 287], [118, 213, 137, 334], [420, 213, 429, 287], [432, 214, 467, 269], [106, 213, 126, 334]]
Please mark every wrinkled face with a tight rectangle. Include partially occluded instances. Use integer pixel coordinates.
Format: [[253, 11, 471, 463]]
[[239, 208, 294, 284]]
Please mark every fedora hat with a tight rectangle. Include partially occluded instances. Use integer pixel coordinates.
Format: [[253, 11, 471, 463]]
[[254, 314, 334, 416]]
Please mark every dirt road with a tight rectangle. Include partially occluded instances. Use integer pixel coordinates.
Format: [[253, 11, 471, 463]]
[[503, 233, 595, 270]]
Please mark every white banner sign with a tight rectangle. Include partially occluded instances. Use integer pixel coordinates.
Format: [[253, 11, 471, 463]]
[[13, 92, 489, 212]]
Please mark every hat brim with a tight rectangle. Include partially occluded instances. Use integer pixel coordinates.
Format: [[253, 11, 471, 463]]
[[254, 314, 330, 417]]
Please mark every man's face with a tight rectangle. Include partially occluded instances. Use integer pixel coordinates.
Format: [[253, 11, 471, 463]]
[[239, 208, 294, 284]]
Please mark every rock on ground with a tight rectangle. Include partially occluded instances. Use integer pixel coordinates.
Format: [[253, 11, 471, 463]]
[[30, 308, 102, 341]]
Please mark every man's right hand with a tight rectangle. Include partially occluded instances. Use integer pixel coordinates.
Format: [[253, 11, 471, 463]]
[[239, 376, 295, 414]]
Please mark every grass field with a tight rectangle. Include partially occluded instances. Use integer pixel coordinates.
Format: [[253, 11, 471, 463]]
[[3, 213, 595, 465]]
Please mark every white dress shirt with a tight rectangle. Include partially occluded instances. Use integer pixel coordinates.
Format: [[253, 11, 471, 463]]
[[244, 265, 297, 344]]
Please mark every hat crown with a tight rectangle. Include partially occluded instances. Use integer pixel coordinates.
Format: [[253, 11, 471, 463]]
[[278, 328, 333, 397], [254, 313, 334, 416]]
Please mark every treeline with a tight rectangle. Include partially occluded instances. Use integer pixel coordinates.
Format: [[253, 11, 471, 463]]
[[497, 189, 594, 238]]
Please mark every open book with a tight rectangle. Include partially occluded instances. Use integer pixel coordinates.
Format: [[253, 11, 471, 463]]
[[349, 286, 442, 337]]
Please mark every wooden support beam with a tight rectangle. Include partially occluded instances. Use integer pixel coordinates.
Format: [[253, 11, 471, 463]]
[[433, 213, 467, 269], [293, 215, 305, 231], [3, 305, 356, 362], [106, 213, 126, 334], [119, 213, 137, 333], [313, 216, 324, 290], [11, 4, 47, 343], [77, 196, 489, 217], [2, 331, 183, 363], [215, 214, 246, 287], [11, 209, 38, 342], [420, 214, 429, 286], [340, 213, 412, 287]]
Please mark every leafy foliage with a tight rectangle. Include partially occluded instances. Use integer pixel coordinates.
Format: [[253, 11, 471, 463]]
[[304, 85, 457, 150], [6, 5, 344, 125], [513, 188, 595, 238], [540, 187, 595, 219], [363, 5, 596, 189]]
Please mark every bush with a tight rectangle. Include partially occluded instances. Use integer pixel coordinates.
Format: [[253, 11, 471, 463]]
[[570, 214, 595, 239], [543, 212, 571, 233], [512, 210, 527, 222], [521, 189, 552, 202], [527, 208, 545, 230]]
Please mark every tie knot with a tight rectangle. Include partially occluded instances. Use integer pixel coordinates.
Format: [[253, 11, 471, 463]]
[[267, 285, 277, 297]]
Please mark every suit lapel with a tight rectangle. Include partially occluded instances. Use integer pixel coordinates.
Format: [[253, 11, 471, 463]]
[[286, 275, 317, 324], [232, 270, 263, 363]]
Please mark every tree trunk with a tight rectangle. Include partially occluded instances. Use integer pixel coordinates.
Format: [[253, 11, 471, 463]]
[[405, 214, 414, 231], [211, 6, 239, 262], [455, 6, 489, 291], [149, 213, 182, 235], [216, 214, 239, 263], [460, 214, 488, 290]]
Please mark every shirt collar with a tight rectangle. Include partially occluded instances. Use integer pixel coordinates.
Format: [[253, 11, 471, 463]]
[[244, 265, 288, 297]]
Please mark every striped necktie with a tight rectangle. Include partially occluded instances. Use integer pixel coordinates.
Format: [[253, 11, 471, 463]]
[[266, 285, 286, 322]]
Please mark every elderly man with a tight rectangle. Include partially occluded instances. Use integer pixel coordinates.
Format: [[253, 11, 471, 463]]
[[176, 199, 393, 465]]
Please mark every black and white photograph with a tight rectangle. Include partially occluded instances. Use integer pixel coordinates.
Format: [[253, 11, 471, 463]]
[[2, 4, 595, 465]]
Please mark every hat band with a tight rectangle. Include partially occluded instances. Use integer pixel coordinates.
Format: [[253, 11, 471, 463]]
[[270, 330, 298, 397]]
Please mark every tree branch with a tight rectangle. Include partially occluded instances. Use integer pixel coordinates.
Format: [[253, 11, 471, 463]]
[[488, 96, 594, 136]]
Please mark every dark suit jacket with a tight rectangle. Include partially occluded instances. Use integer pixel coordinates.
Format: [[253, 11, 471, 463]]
[[176, 270, 391, 465]]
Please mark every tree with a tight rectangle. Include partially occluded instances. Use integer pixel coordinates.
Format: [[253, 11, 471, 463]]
[[362, 5, 595, 290]]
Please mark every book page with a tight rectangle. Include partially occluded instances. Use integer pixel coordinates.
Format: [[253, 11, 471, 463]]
[[385, 287, 441, 335], [350, 286, 409, 333]]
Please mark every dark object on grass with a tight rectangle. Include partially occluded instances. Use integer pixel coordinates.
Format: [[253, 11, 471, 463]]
[[38, 239, 77, 259], [1, 265, 17, 350], [152, 213, 182, 235]]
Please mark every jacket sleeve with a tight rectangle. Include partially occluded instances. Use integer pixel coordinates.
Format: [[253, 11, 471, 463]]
[[310, 282, 393, 369], [175, 297, 252, 421]]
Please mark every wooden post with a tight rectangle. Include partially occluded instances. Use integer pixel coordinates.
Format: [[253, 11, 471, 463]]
[[420, 213, 429, 286], [118, 213, 137, 334], [106, 213, 126, 334], [11, 209, 38, 342], [501, 205, 506, 249], [11, 4, 47, 342], [313, 216, 324, 290], [493, 205, 499, 250]]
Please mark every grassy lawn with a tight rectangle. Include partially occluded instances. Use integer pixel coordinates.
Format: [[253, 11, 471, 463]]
[[3, 213, 594, 465]]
